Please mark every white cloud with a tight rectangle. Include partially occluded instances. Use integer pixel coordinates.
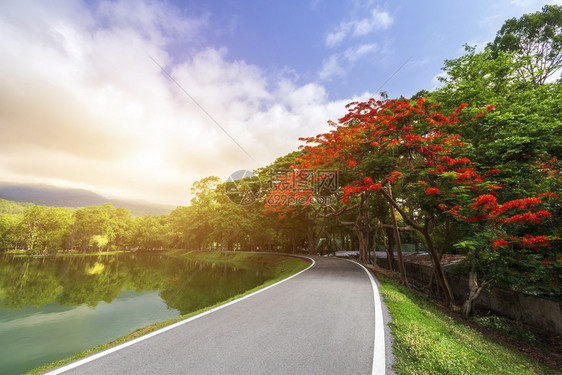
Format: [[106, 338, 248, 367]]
[[352, 10, 393, 36], [95, 0, 208, 46], [344, 43, 378, 62], [326, 27, 349, 47], [326, 9, 393, 47], [0, 0, 351, 206], [430, 72, 448, 90], [320, 43, 379, 80], [318, 55, 346, 80]]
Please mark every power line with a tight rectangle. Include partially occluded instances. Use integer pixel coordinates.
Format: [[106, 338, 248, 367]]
[[147, 53, 255, 162], [376, 54, 414, 95]]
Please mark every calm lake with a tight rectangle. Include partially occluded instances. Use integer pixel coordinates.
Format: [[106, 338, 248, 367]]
[[0, 253, 278, 375]]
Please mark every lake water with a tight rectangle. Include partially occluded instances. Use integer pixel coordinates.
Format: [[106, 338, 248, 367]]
[[0, 253, 276, 375]]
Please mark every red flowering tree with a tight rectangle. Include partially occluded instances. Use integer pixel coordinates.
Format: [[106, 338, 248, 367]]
[[291, 96, 559, 309], [291, 97, 485, 303], [441, 192, 560, 314]]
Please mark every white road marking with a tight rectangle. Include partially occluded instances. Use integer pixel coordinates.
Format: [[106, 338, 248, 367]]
[[346, 260, 386, 375]]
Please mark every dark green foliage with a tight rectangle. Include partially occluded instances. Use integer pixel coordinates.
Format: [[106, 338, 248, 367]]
[[473, 316, 537, 346]]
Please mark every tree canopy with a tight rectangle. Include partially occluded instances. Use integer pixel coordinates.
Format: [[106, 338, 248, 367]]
[[489, 4, 562, 86]]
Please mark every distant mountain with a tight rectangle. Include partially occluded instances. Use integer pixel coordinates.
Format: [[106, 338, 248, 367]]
[[0, 183, 175, 216], [0, 183, 108, 207]]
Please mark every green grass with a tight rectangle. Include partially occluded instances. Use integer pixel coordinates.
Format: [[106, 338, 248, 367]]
[[24, 252, 310, 375], [377, 275, 560, 375]]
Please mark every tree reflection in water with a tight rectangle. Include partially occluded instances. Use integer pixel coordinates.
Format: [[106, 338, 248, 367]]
[[0, 253, 275, 314]]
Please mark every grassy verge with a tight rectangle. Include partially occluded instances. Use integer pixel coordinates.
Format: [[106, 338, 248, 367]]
[[377, 275, 560, 375], [25, 252, 310, 375]]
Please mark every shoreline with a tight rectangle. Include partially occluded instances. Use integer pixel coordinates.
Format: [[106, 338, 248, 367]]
[[23, 252, 311, 375]]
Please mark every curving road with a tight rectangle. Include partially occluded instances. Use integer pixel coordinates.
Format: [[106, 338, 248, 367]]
[[45, 256, 390, 375]]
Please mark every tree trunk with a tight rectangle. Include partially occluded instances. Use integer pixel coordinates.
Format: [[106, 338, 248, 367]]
[[356, 225, 369, 263], [384, 228, 395, 271], [364, 205, 371, 264], [379, 187, 454, 305], [387, 183, 408, 285], [421, 221, 454, 305], [462, 249, 486, 316], [358, 202, 369, 263], [337, 193, 372, 263], [306, 215, 327, 255], [371, 231, 378, 266]]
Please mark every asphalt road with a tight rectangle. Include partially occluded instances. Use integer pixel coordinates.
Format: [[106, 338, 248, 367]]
[[46, 256, 390, 375]]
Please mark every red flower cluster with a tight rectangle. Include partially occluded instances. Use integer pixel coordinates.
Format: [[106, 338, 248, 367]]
[[471, 104, 496, 121], [492, 239, 509, 249], [386, 170, 403, 182], [342, 180, 383, 204], [471, 194, 498, 210], [451, 103, 469, 116], [521, 235, 551, 250], [497, 210, 552, 224], [493, 197, 542, 216], [425, 187, 441, 195], [440, 156, 471, 165]]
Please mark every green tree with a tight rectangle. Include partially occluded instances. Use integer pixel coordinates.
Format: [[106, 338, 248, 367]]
[[71, 204, 133, 252], [0, 215, 20, 251], [164, 206, 191, 249], [18, 206, 73, 253], [188, 176, 222, 250], [433, 45, 562, 198], [106, 207, 133, 250], [190, 176, 222, 207], [432, 45, 562, 267], [489, 4, 562, 86], [130, 215, 166, 250]]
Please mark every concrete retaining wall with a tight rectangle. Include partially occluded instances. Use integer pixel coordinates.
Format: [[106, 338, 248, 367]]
[[376, 257, 562, 334]]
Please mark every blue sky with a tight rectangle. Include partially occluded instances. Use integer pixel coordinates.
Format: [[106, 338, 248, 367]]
[[162, 0, 558, 99], [0, 0, 559, 205]]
